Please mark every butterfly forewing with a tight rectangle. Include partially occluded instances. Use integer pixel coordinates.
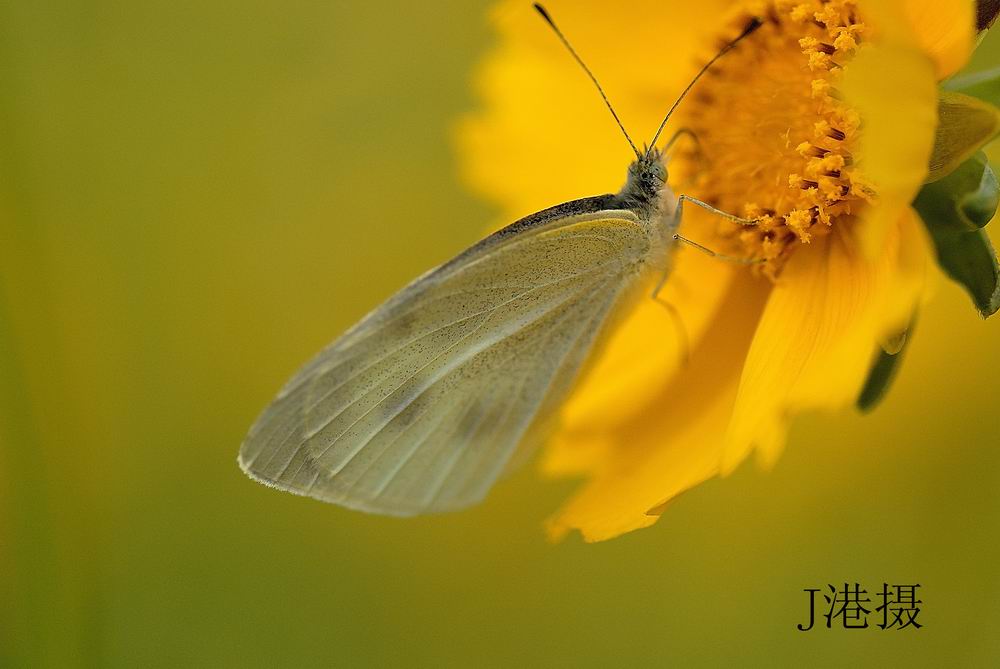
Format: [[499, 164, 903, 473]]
[[239, 209, 653, 515]]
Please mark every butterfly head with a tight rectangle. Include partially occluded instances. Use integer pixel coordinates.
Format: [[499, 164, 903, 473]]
[[624, 152, 668, 200]]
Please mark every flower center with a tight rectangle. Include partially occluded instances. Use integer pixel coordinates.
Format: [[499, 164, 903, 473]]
[[674, 0, 869, 276]]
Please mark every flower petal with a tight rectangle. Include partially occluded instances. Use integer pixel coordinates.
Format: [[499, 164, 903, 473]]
[[544, 274, 770, 542], [456, 0, 732, 218], [722, 209, 935, 473], [554, 240, 740, 441], [840, 41, 939, 257], [888, 0, 975, 78]]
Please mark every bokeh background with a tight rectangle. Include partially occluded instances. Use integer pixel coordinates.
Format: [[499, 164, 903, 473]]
[[2, 2, 999, 667]]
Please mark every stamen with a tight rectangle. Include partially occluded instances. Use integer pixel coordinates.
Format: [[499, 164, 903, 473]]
[[802, 143, 829, 157], [676, 0, 866, 277]]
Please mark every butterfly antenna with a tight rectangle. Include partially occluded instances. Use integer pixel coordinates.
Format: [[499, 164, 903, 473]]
[[533, 3, 642, 160], [646, 17, 763, 157]]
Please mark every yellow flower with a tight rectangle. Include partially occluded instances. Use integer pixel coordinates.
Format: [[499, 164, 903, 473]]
[[458, 0, 978, 541]]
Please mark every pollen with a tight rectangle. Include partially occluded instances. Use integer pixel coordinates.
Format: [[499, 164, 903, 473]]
[[673, 0, 868, 277]]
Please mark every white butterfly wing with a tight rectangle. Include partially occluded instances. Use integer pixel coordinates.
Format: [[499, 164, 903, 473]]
[[239, 205, 653, 515]]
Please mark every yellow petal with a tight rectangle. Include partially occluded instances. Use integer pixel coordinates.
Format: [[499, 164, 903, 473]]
[[722, 209, 935, 473], [895, 0, 975, 79], [456, 0, 732, 218], [545, 274, 770, 542], [840, 41, 938, 257], [555, 238, 740, 441]]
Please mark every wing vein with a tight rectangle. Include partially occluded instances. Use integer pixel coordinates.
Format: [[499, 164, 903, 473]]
[[301, 261, 616, 420], [430, 278, 612, 507], [391, 337, 526, 509], [299, 271, 606, 483]]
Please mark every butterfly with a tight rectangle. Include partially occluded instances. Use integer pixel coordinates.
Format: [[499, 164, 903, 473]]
[[238, 6, 762, 515]]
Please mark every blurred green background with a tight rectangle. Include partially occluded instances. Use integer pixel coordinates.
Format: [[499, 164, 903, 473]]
[[2, 2, 999, 667]]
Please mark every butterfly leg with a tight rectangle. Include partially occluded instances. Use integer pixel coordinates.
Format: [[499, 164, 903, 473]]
[[662, 129, 706, 188], [648, 196, 758, 364], [670, 194, 764, 264], [651, 295, 691, 365], [672, 234, 764, 265], [662, 128, 703, 160], [676, 194, 757, 227], [651, 195, 760, 301]]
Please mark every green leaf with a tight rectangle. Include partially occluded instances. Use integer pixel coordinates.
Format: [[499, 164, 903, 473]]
[[926, 91, 1000, 182], [919, 152, 1000, 232], [914, 152, 1000, 317], [944, 65, 1000, 109], [929, 228, 1000, 317], [857, 328, 912, 412]]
